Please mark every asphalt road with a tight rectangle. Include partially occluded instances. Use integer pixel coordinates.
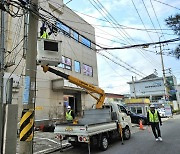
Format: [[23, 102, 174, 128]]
[[52, 115, 180, 154]]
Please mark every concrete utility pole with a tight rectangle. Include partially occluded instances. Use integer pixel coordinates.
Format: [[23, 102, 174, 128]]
[[19, 0, 38, 154], [0, 0, 5, 152], [159, 41, 168, 100]]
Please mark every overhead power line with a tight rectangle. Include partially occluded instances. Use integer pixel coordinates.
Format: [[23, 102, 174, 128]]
[[141, 0, 159, 38], [131, 0, 154, 42], [150, 0, 171, 51], [66, 9, 173, 31], [97, 38, 180, 51], [4, 1, 178, 55], [88, 0, 162, 70], [105, 51, 147, 76], [153, 0, 180, 11], [97, 52, 145, 78]]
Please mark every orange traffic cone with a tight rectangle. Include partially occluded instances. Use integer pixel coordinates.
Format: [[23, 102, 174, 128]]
[[139, 120, 144, 130]]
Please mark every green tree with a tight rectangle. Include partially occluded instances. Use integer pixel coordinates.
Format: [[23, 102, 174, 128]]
[[165, 14, 180, 59]]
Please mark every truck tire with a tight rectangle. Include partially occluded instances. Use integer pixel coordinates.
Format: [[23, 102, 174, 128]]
[[123, 127, 131, 140], [100, 136, 108, 151]]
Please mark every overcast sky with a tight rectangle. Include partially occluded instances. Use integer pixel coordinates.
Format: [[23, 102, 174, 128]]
[[64, 0, 180, 94]]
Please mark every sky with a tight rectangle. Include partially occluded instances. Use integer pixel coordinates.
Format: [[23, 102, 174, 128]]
[[64, 0, 180, 94]]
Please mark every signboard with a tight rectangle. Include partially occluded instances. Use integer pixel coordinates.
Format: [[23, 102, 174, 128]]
[[164, 104, 172, 117]]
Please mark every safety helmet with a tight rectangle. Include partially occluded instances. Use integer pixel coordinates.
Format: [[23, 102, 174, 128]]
[[67, 106, 71, 109], [150, 104, 155, 108]]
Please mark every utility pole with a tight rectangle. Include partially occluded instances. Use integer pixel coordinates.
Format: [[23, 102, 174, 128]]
[[0, 0, 5, 153], [159, 41, 168, 100], [19, 0, 38, 154], [132, 76, 137, 99]]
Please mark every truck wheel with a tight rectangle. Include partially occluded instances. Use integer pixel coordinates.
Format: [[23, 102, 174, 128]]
[[100, 136, 108, 151], [123, 127, 131, 140]]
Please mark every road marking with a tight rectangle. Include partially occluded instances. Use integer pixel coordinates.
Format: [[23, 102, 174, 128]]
[[34, 137, 60, 144]]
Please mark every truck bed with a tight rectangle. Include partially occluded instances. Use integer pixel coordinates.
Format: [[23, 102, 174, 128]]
[[54, 121, 118, 136], [54, 108, 118, 136]]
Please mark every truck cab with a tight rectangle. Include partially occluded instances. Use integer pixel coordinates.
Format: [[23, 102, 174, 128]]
[[103, 102, 132, 138]]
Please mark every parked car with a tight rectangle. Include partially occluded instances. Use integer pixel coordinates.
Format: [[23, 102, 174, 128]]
[[127, 111, 147, 125], [157, 108, 166, 117], [117, 105, 147, 125]]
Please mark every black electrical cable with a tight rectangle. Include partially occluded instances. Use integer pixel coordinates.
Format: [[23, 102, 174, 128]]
[[131, 0, 154, 42], [97, 37, 180, 51], [153, 0, 180, 11]]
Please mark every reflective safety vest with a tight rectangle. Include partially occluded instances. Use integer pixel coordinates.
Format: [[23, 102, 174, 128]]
[[40, 31, 49, 39], [66, 110, 73, 121], [148, 110, 159, 123]]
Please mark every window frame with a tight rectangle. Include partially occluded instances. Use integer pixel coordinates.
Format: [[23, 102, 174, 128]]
[[81, 36, 91, 48], [74, 60, 81, 73], [58, 55, 72, 70], [72, 30, 79, 41], [83, 64, 93, 77], [56, 21, 70, 34]]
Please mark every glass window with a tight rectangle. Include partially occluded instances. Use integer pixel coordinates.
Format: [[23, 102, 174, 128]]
[[81, 36, 91, 48], [58, 56, 72, 70], [137, 107, 142, 114], [83, 64, 93, 77], [130, 107, 136, 113], [74, 61, 81, 73], [73, 31, 79, 41], [120, 105, 127, 114], [56, 21, 70, 34]]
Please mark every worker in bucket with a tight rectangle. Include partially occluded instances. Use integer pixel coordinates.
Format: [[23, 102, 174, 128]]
[[66, 106, 74, 123], [147, 104, 162, 141]]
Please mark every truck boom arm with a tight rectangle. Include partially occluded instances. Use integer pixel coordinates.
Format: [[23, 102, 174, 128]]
[[42, 66, 105, 109]]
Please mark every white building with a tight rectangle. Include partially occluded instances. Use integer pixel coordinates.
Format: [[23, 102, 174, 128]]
[[127, 74, 180, 108], [3, 0, 99, 121]]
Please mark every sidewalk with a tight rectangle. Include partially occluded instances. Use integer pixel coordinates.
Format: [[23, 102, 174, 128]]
[[16, 132, 70, 154]]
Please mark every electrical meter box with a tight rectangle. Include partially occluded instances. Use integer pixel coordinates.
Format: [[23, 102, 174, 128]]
[[37, 39, 62, 66]]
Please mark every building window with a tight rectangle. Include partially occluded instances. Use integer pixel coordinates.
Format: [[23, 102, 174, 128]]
[[58, 56, 72, 70], [83, 64, 93, 77], [73, 31, 79, 41], [81, 36, 91, 48], [56, 21, 70, 34], [74, 60, 81, 73]]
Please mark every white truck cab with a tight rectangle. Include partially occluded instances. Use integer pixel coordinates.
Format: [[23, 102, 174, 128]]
[[103, 101, 132, 135]]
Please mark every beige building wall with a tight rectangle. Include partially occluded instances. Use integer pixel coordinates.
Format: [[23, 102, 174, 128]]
[[3, 0, 99, 121]]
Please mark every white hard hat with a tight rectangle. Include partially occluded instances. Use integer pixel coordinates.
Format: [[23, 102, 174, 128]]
[[67, 106, 71, 109], [150, 104, 155, 108]]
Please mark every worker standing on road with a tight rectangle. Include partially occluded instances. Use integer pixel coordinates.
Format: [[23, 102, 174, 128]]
[[66, 106, 74, 123], [147, 104, 163, 141]]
